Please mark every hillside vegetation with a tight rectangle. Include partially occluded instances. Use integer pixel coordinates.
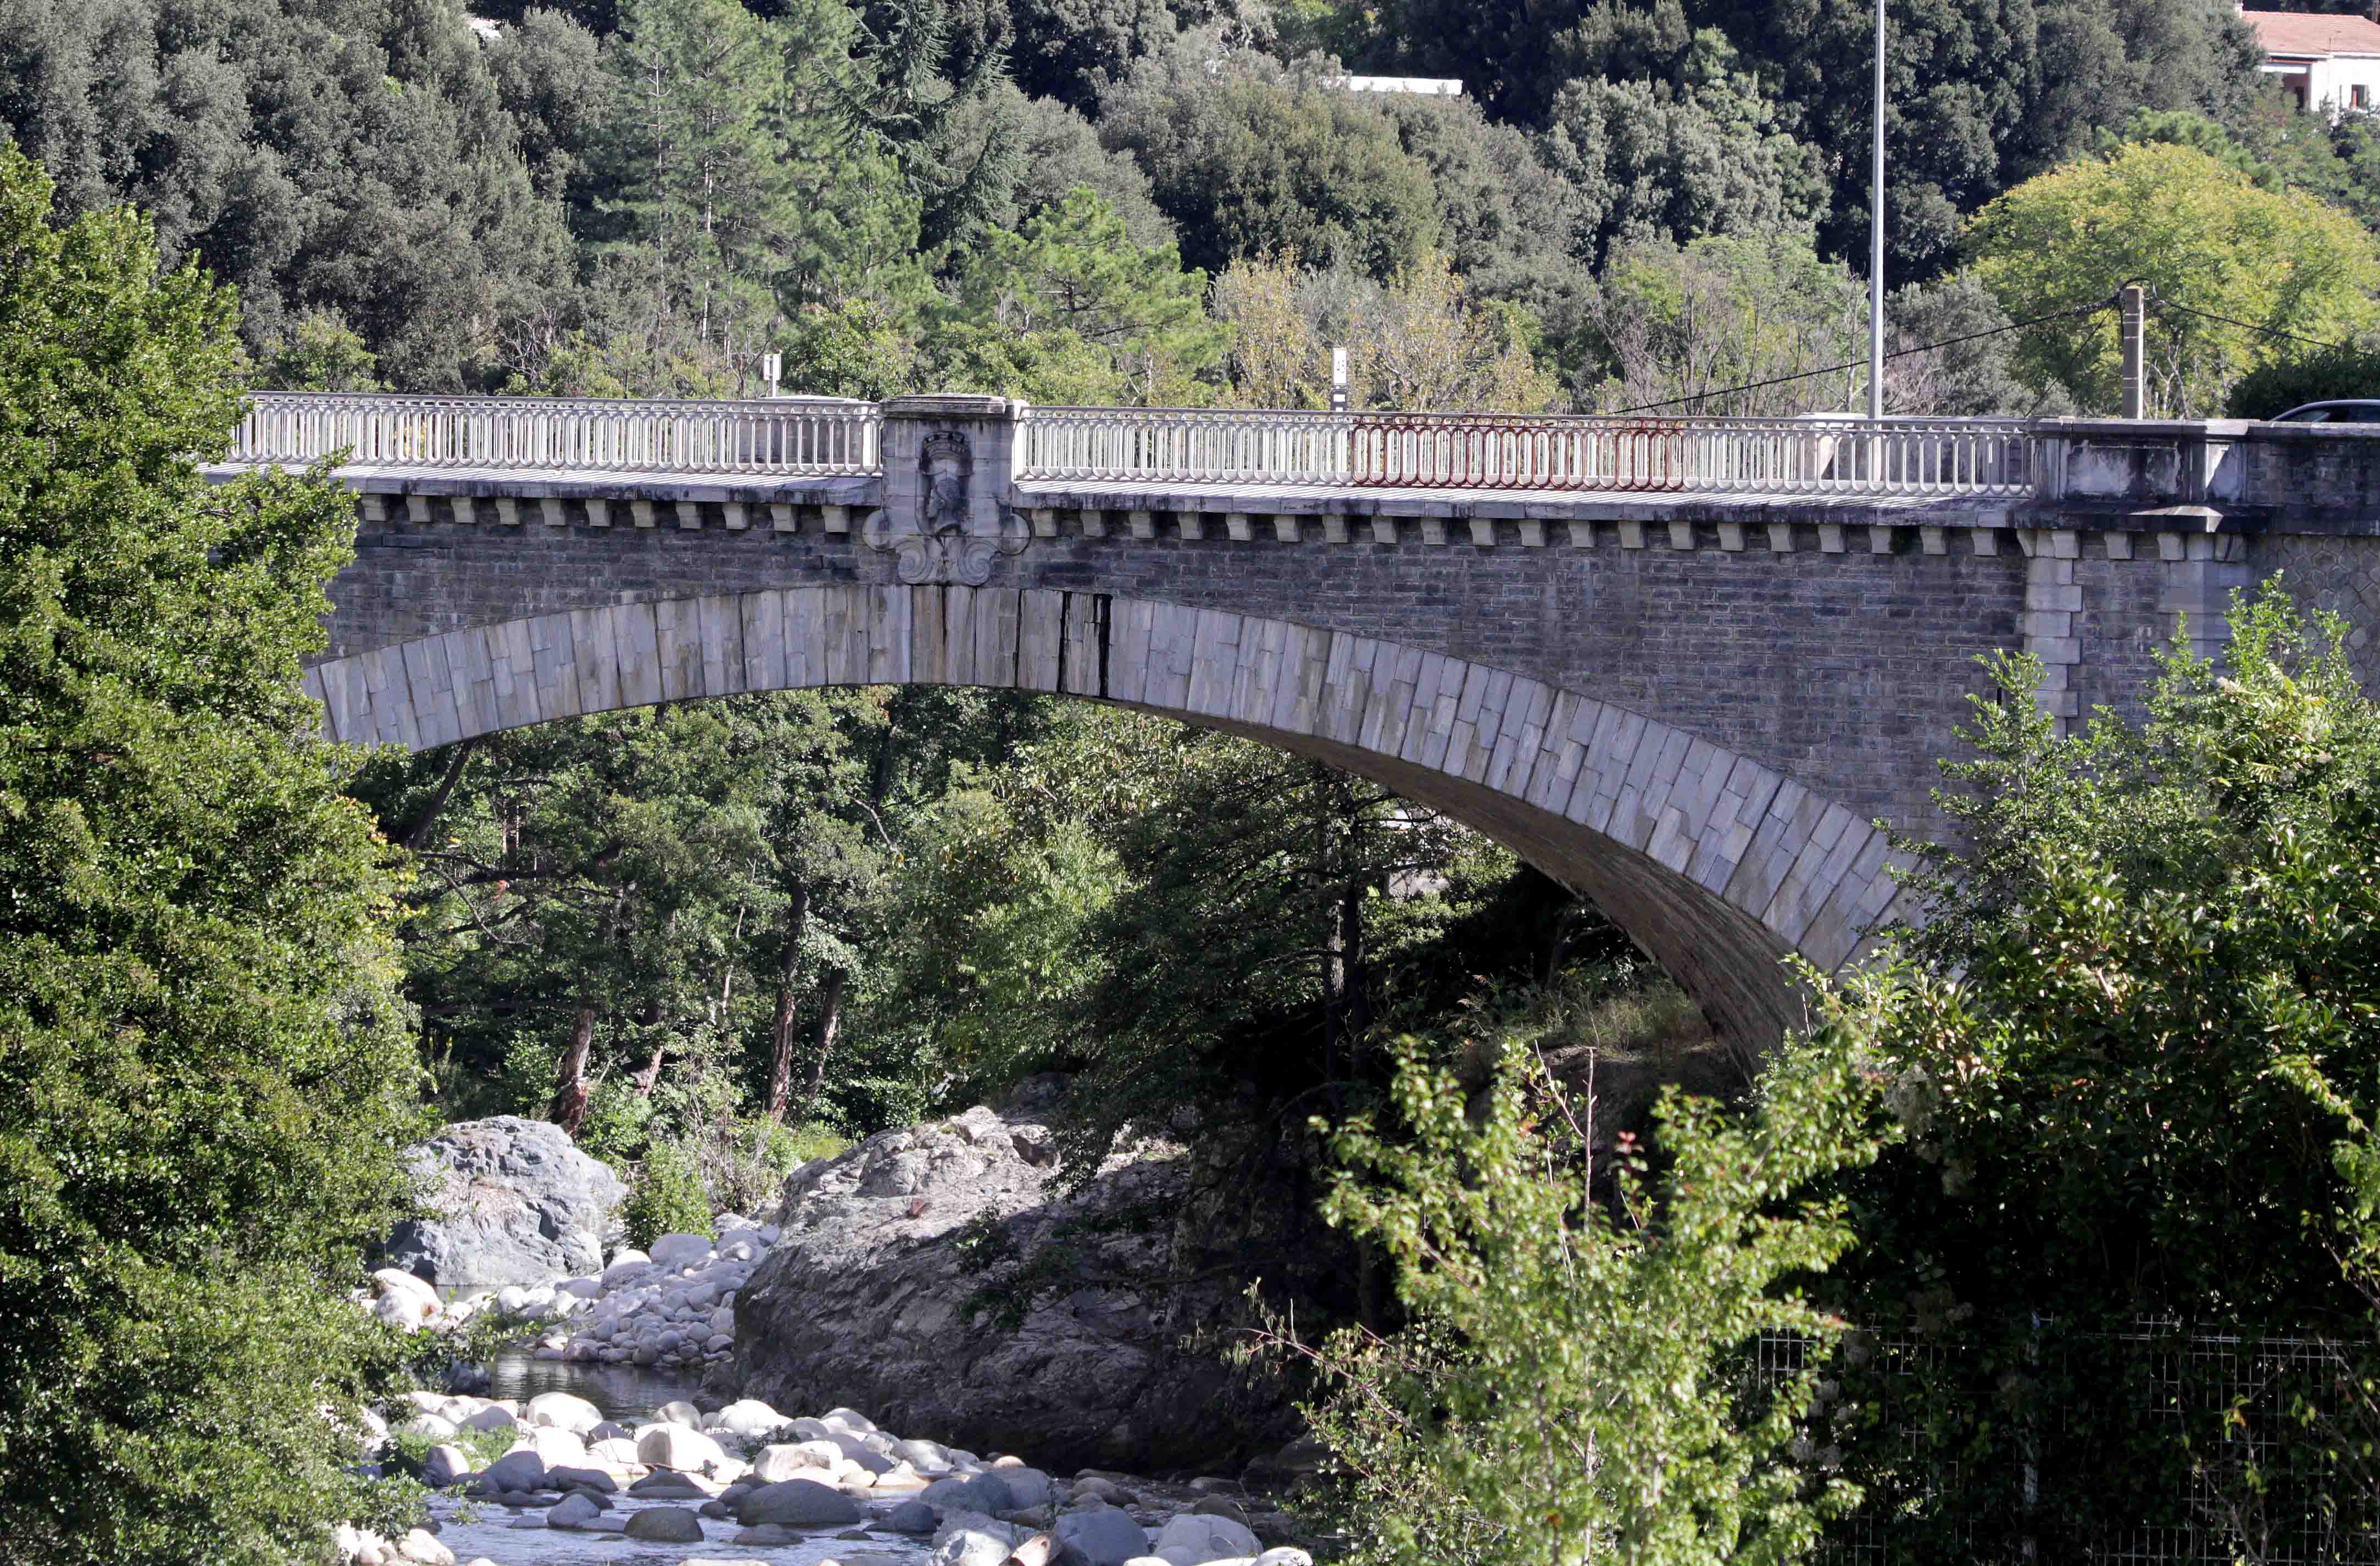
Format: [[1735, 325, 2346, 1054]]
[[14, 0, 2374, 414]]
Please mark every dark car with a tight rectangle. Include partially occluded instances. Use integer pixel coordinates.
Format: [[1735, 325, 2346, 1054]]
[[2270, 400, 2380, 424]]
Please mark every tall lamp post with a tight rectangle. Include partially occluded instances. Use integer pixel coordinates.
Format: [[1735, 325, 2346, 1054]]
[[1869, 0, 1886, 421]]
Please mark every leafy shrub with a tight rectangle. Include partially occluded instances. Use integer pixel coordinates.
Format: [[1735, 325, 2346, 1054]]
[[1820, 585, 2380, 1557], [2225, 338, 2380, 417], [619, 1143, 715, 1250], [385, 1424, 514, 1483], [686, 1116, 850, 1217], [1266, 1008, 1890, 1566]]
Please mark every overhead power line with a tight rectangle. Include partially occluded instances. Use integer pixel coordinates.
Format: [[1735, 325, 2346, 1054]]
[[2148, 295, 2346, 353], [1604, 295, 2118, 417]]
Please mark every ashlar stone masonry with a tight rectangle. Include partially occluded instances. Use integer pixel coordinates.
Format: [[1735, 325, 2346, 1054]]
[[243, 396, 2380, 1046]]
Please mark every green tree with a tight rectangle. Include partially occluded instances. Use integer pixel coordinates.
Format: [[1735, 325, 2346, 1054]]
[[1536, 42, 1826, 273], [1098, 38, 1444, 281], [596, 0, 810, 377], [1287, 1010, 1887, 1565], [1043, 712, 1492, 1164], [1368, 90, 1593, 337], [1882, 270, 2060, 417], [2225, 335, 2380, 417], [484, 6, 610, 199], [999, 0, 1172, 112], [1686, 0, 2260, 280], [869, 771, 1119, 1096], [1213, 250, 1556, 410], [923, 186, 1224, 404], [1578, 230, 1868, 414], [259, 307, 385, 392], [0, 147, 421, 1564], [941, 83, 1179, 249], [0, 0, 576, 389], [1971, 141, 2380, 414], [1821, 586, 2380, 1553]]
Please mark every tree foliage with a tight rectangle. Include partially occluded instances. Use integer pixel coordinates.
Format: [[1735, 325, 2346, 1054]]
[[1098, 40, 1444, 281], [1815, 586, 2380, 1553], [1214, 250, 1556, 410], [0, 0, 572, 388], [1577, 230, 1867, 414], [1971, 141, 2380, 415], [1286, 1005, 1888, 1566], [0, 146, 420, 1565]]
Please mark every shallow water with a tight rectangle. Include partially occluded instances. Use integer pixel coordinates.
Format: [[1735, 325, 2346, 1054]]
[[486, 1350, 708, 1424]]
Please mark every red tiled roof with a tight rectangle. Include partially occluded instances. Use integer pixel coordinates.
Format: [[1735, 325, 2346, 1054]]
[[2248, 9, 2380, 58]]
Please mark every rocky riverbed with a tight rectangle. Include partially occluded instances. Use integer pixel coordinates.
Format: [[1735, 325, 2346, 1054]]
[[347, 1389, 1322, 1566], [353, 1102, 1334, 1565]]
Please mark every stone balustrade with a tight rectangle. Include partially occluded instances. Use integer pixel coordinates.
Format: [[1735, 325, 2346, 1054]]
[[233, 392, 881, 476], [1015, 406, 2038, 498], [218, 395, 2380, 537]]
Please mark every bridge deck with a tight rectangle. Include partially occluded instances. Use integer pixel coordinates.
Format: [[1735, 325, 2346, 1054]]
[[1010, 480, 2005, 520], [205, 462, 2015, 524], [199, 462, 881, 503]]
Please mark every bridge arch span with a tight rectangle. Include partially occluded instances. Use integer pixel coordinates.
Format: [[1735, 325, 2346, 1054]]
[[304, 585, 1909, 1045]]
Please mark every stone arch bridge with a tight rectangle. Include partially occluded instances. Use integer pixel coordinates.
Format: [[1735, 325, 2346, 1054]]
[[215, 391, 2380, 1045]]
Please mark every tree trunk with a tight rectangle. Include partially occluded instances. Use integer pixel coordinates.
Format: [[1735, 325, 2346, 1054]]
[[1339, 863, 1371, 1065], [633, 999, 670, 1097], [1340, 801, 1372, 1071], [549, 1003, 598, 1135], [763, 880, 811, 1121], [547, 885, 629, 1134], [793, 966, 847, 1125], [398, 738, 478, 849], [1319, 780, 1344, 1079]]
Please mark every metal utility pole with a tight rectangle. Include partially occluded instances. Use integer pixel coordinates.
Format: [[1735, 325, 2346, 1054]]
[[1869, 0, 1886, 421], [2119, 285, 2147, 419]]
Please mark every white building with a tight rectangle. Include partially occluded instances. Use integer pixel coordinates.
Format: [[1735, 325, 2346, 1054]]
[[2244, 8, 2380, 119], [1325, 76, 1465, 97]]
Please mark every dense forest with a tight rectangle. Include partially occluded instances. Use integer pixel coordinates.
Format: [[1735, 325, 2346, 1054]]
[[10, 0, 2376, 419]]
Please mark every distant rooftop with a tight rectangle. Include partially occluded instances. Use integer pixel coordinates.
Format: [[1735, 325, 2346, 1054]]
[[1325, 75, 1465, 97], [2245, 9, 2380, 58]]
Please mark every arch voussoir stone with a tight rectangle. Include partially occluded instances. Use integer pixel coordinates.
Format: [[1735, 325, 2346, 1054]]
[[305, 584, 1905, 1047]]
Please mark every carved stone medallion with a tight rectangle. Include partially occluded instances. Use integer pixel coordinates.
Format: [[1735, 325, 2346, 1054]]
[[863, 427, 1030, 586]]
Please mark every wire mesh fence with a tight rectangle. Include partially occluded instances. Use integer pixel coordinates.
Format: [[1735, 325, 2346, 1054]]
[[1755, 1320, 2380, 1566]]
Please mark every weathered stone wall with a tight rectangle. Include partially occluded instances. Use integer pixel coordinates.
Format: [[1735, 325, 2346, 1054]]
[[2260, 533, 2380, 693], [330, 520, 1979, 819], [320, 513, 2276, 830]]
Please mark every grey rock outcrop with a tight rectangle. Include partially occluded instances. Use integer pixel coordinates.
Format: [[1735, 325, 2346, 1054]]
[[730, 1102, 1303, 1472], [381, 1117, 627, 1288]]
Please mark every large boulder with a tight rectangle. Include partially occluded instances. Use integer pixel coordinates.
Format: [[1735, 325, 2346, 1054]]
[[637, 1424, 730, 1473], [381, 1117, 626, 1288], [735, 1477, 863, 1526], [730, 1102, 1307, 1471], [1055, 1508, 1150, 1565], [1151, 1513, 1263, 1564], [621, 1507, 704, 1542]]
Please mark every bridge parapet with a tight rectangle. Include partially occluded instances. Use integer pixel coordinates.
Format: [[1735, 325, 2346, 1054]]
[[218, 394, 2380, 545], [235, 390, 881, 477], [1015, 404, 2037, 499]]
